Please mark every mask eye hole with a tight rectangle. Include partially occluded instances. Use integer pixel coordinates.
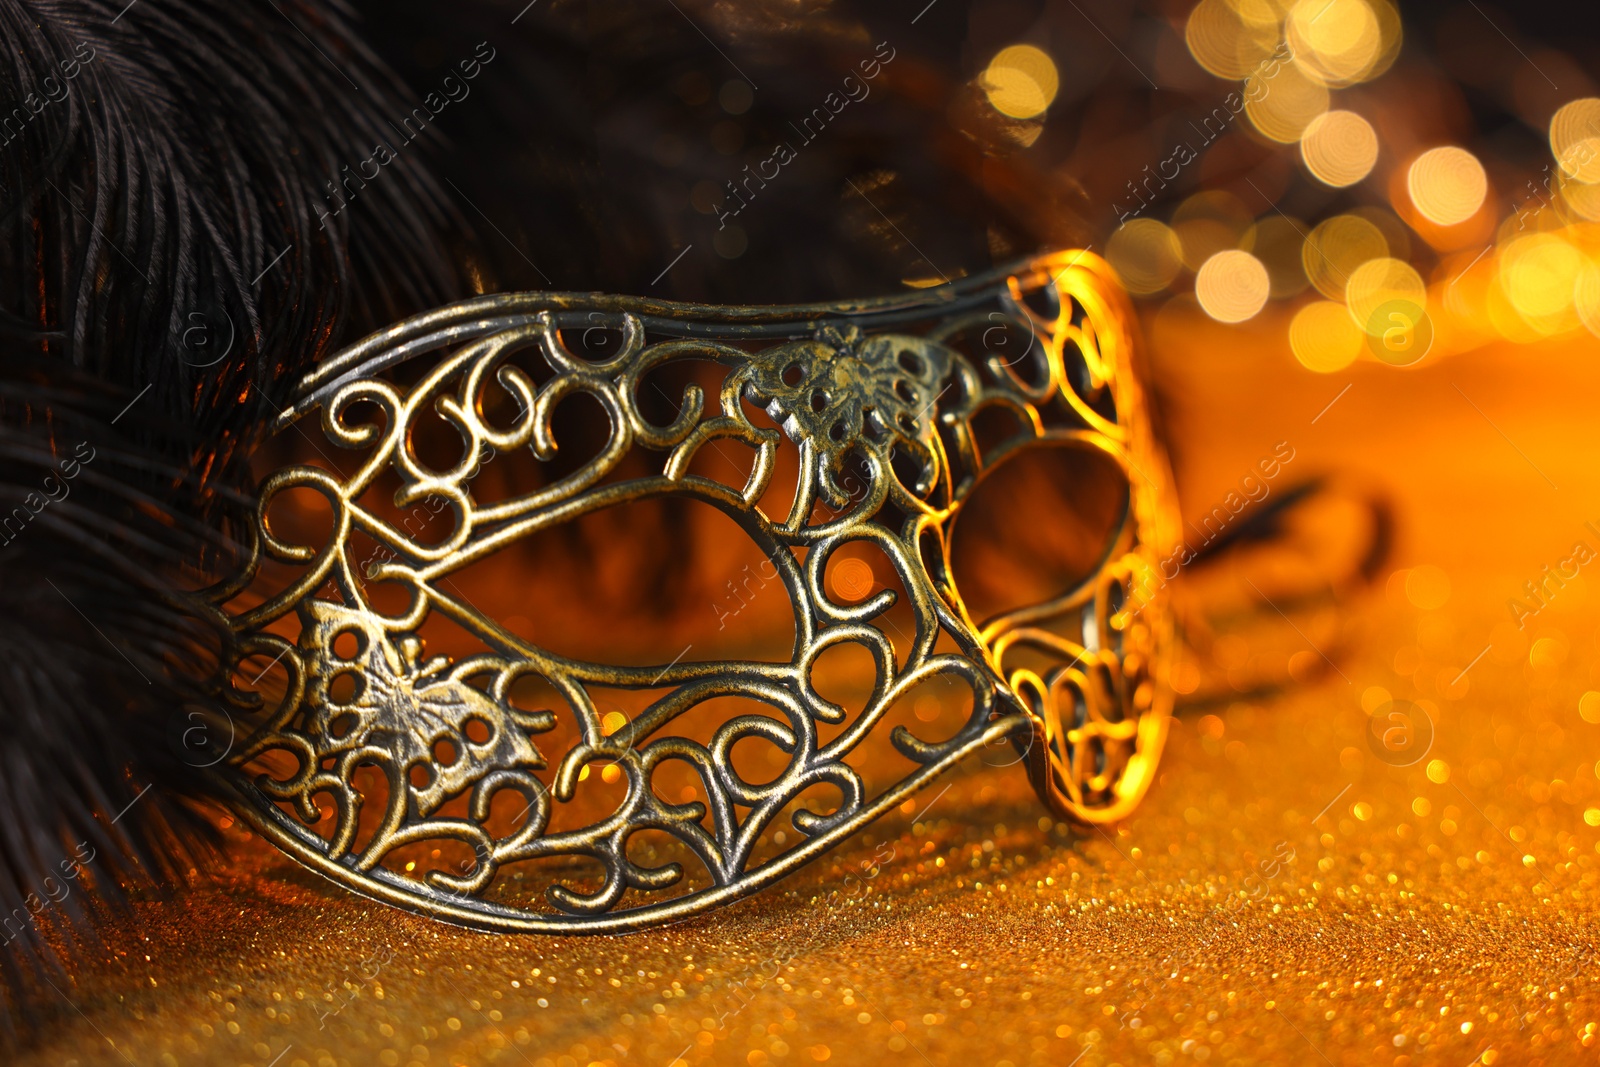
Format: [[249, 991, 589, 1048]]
[[947, 439, 1129, 628]]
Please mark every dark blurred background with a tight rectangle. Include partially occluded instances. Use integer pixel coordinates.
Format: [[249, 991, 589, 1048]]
[[345, 0, 1600, 306]]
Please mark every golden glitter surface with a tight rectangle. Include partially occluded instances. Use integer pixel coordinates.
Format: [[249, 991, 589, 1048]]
[[19, 308, 1600, 1067]]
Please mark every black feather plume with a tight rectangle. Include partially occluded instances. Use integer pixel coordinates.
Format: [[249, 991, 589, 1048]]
[[0, 0, 473, 1017]]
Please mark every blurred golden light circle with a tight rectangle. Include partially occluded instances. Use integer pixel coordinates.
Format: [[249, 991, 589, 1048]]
[[1406, 564, 1451, 609], [1299, 110, 1378, 186], [1186, 0, 1280, 80], [983, 45, 1060, 120], [1407, 147, 1487, 227], [1172, 190, 1254, 271], [1576, 258, 1600, 337], [1245, 215, 1311, 297], [830, 557, 875, 601], [1563, 174, 1600, 221], [1500, 196, 1574, 247], [1227, 0, 1289, 30], [1365, 0, 1403, 80], [1549, 98, 1600, 183], [1287, 0, 1382, 86], [1345, 257, 1426, 331], [1500, 233, 1584, 330], [1289, 300, 1362, 372], [1560, 137, 1600, 184], [1350, 205, 1412, 265], [1302, 214, 1388, 299], [1529, 636, 1569, 671], [1107, 219, 1184, 295], [1364, 298, 1433, 366], [1485, 268, 1546, 344], [1195, 250, 1270, 323], [1244, 61, 1331, 144]]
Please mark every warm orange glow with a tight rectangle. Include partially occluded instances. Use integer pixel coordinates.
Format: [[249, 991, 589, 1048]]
[[1577, 258, 1600, 337], [1405, 564, 1451, 609], [830, 557, 876, 601]]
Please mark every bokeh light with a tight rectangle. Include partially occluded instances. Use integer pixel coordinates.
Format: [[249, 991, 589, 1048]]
[[1107, 219, 1184, 295], [1185, 0, 1280, 80], [1345, 257, 1426, 332], [1407, 147, 1487, 226], [1406, 564, 1452, 609], [1351, 205, 1412, 264], [1083, 0, 1600, 366], [1564, 175, 1600, 221], [1577, 258, 1600, 337], [1195, 250, 1270, 323], [1286, 0, 1386, 87], [1550, 98, 1600, 184], [830, 557, 876, 602], [1245, 61, 1331, 143], [1300, 110, 1378, 186], [1290, 300, 1363, 372], [1500, 232, 1584, 333], [983, 45, 1060, 120], [1172, 191, 1253, 270], [1302, 213, 1388, 299]]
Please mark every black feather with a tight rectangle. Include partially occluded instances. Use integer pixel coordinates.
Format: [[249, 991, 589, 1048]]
[[0, 0, 474, 1019]]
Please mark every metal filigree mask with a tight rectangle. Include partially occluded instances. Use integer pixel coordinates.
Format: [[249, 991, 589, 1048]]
[[213, 251, 1179, 932]]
